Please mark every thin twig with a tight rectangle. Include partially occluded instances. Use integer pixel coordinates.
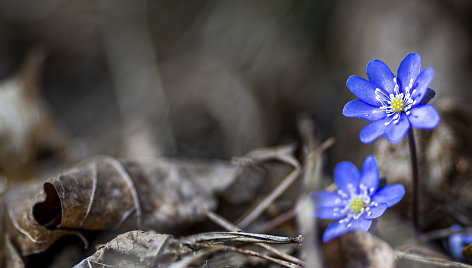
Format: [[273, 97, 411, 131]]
[[168, 247, 220, 268], [251, 209, 297, 234], [420, 227, 472, 243], [396, 249, 472, 267], [207, 210, 240, 232], [302, 137, 335, 169], [88, 260, 115, 268], [236, 137, 335, 228], [181, 231, 301, 245], [233, 144, 299, 169], [237, 168, 301, 228], [206, 211, 304, 266], [196, 242, 302, 268]]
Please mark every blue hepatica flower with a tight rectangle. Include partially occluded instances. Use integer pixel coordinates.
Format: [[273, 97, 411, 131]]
[[343, 52, 440, 143], [448, 224, 472, 261], [309, 155, 405, 242]]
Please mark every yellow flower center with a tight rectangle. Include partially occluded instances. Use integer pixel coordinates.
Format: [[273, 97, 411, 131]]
[[350, 198, 365, 213], [390, 96, 405, 113]]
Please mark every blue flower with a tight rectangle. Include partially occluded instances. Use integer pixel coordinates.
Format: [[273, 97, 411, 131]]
[[448, 224, 472, 261], [309, 155, 405, 242], [343, 52, 440, 143]]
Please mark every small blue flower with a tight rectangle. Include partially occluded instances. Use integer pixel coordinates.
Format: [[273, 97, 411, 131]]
[[343, 52, 440, 143], [309, 155, 405, 242], [448, 224, 472, 261]]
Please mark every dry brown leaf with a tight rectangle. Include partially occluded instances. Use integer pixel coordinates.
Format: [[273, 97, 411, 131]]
[[7, 183, 88, 256], [6, 155, 262, 256], [73, 230, 193, 268]]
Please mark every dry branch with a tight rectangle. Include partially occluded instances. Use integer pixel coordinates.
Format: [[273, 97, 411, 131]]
[[195, 242, 302, 268], [181, 231, 301, 245]]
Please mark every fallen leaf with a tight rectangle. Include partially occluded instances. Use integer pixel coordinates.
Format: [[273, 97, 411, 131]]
[[73, 230, 193, 268], [6, 155, 263, 256]]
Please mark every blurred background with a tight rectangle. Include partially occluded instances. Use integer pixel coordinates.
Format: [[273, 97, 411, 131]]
[[0, 0, 470, 178], [1, 1, 472, 267]]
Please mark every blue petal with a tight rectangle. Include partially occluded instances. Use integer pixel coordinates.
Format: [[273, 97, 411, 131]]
[[385, 114, 410, 143], [397, 53, 421, 92], [449, 232, 466, 260], [348, 218, 372, 232], [366, 59, 396, 94], [412, 67, 434, 103], [308, 191, 344, 208], [346, 76, 382, 106], [334, 161, 360, 195], [323, 221, 348, 243], [316, 207, 345, 220], [363, 203, 387, 220], [462, 234, 472, 244], [343, 100, 386, 121], [323, 219, 372, 242], [372, 184, 405, 207], [408, 104, 440, 129], [359, 117, 389, 143], [359, 155, 379, 191], [308, 191, 346, 219]]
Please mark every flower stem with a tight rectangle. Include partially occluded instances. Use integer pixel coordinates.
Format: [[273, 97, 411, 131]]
[[407, 129, 420, 232]]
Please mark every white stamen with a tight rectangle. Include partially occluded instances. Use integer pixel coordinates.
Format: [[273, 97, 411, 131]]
[[335, 183, 377, 226], [375, 76, 416, 123], [338, 190, 348, 199]]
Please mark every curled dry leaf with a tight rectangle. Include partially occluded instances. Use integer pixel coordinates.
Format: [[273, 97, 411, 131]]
[[321, 231, 395, 268], [7, 182, 89, 256], [73, 230, 193, 268], [6, 155, 263, 256]]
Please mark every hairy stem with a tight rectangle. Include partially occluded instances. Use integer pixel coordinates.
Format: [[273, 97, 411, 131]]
[[408, 129, 419, 231]]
